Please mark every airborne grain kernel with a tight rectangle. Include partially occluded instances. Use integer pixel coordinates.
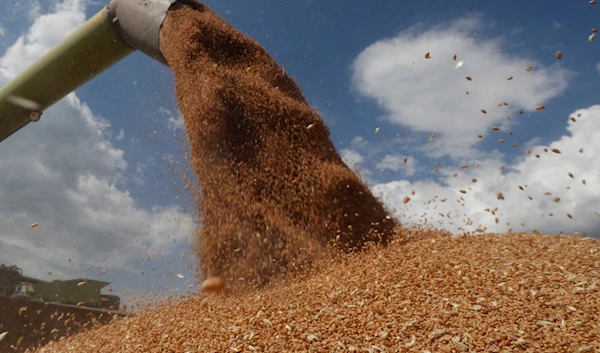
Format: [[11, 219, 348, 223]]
[[202, 276, 225, 293]]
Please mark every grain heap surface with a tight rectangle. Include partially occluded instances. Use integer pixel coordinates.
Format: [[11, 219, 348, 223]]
[[35, 231, 600, 352], [158, 0, 395, 288]]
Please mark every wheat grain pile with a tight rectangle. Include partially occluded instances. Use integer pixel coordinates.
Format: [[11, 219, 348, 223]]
[[34, 231, 599, 352], [25, 1, 600, 351]]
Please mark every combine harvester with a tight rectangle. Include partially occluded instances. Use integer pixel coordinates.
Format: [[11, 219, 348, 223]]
[[0, 263, 127, 352], [0, 0, 185, 351]]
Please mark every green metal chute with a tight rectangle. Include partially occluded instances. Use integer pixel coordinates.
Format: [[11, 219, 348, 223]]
[[0, 0, 178, 143]]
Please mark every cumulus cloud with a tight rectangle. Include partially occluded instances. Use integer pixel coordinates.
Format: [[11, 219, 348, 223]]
[[352, 16, 572, 158], [27, 0, 42, 20], [0, 0, 195, 290], [339, 147, 376, 183], [373, 106, 600, 237], [0, 0, 85, 79], [7, 0, 43, 21], [158, 106, 185, 131], [349, 15, 598, 238], [340, 148, 364, 167]]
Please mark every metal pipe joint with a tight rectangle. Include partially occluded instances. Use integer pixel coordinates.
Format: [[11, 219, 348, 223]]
[[106, 0, 178, 65]]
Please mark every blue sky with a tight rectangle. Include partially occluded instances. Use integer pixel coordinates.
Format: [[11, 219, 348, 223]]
[[0, 0, 599, 309]]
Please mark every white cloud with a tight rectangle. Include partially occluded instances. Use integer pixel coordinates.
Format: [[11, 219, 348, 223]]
[[350, 136, 369, 149], [4, 0, 41, 21], [552, 21, 562, 30], [352, 16, 572, 158], [339, 148, 375, 182], [350, 15, 598, 238], [596, 62, 600, 74], [168, 116, 184, 131], [158, 107, 185, 131], [0, 0, 85, 79], [374, 106, 600, 237], [340, 148, 364, 166], [28, 0, 42, 20], [0, 25, 6, 37], [0, 0, 195, 283]]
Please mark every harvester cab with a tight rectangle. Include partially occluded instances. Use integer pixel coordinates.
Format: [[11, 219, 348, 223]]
[[0, 264, 23, 297]]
